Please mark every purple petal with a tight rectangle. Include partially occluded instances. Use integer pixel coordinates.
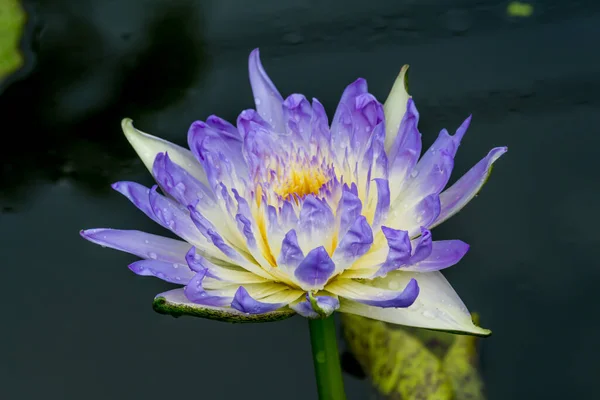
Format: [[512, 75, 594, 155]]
[[187, 120, 247, 191], [185, 246, 211, 272], [112, 181, 161, 224], [376, 226, 411, 276], [297, 195, 335, 249], [333, 215, 373, 264], [403, 150, 454, 203], [278, 229, 304, 268], [283, 94, 312, 142], [188, 206, 240, 260], [152, 152, 214, 207], [309, 98, 331, 151], [351, 93, 385, 153], [358, 279, 420, 308], [408, 227, 433, 264], [80, 229, 190, 263], [205, 115, 241, 141], [361, 122, 388, 182], [388, 98, 422, 182], [231, 286, 284, 314], [238, 109, 285, 181], [390, 193, 441, 238], [248, 49, 284, 131], [184, 269, 232, 307], [336, 188, 363, 237], [148, 186, 202, 243], [402, 240, 469, 272], [128, 260, 194, 284], [433, 147, 507, 227], [331, 79, 368, 155], [290, 294, 339, 318], [372, 178, 390, 229], [294, 246, 336, 289]]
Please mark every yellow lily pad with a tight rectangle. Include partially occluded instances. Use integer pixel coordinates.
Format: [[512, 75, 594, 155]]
[[0, 0, 26, 83], [342, 314, 486, 400]]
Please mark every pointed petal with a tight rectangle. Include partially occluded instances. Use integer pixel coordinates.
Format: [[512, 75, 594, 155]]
[[248, 48, 284, 131], [111, 181, 160, 224], [332, 215, 373, 272], [327, 278, 419, 308], [336, 188, 363, 237], [231, 286, 303, 314], [148, 186, 204, 244], [128, 260, 194, 284], [277, 229, 304, 269], [387, 194, 441, 238], [338, 271, 491, 336], [432, 147, 507, 228], [152, 152, 215, 208], [371, 178, 390, 230], [283, 93, 312, 142], [80, 229, 190, 263], [295, 246, 336, 290], [374, 226, 412, 277], [296, 195, 335, 253], [383, 65, 410, 152], [184, 269, 233, 307], [121, 118, 208, 186], [402, 240, 469, 272], [407, 227, 433, 264], [187, 120, 247, 191], [153, 288, 295, 322]]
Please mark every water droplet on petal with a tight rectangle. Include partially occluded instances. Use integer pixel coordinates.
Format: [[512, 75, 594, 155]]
[[410, 169, 419, 178], [149, 252, 158, 259], [144, 240, 149, 244], [254, 97, 261, 105], [173, 263, 179, 269], [422, 310, 436, 319]]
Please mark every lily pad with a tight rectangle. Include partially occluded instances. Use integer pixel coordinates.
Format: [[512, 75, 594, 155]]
[[0, 0, 26, 83], [342, 313, 486, 400], [152, 289, 296, 323]]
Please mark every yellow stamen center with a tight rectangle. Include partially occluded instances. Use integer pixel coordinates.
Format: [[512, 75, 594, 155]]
[[274, 167, 328, 200]]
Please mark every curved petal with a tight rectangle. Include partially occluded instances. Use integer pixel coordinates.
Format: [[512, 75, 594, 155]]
[[294, 246, 336, 290], [296, 195, 335, 253], [185, 269, 233, 307], [231, 286, 303, 314], [374, 226, 411, 277], [387, 194, 441, 238], [80, 229, 190, 263], [383, 64, 410, 152], [248, 48, 284, 131], [431, 147, 507, 228], [128, 260, 194, 284], [121, 118, 208, 186], [111, 181, 160, 224], [338, 271, 491, 336], [332, 215, 373, 273], [326, 278, 419, 308], [187, 120, 248, 192], [153, 288, 295, 322], [152, 152, 215, 208], [290, 293, 340, 318], [283, 93, 312, 142], [402, 240, 469, 272]]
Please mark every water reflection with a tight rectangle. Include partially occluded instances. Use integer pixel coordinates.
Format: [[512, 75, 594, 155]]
[[0, 0, 208, 209]]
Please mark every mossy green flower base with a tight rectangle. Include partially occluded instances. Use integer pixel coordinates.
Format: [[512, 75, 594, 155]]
[[152, 296, 296, 323]]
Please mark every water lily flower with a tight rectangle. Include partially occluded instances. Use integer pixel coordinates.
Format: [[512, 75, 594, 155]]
[[81, 49, 505, 336]]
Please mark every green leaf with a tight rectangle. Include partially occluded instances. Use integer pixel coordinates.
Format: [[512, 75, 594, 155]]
[[341, 314, 486, 400], [0, 0, 26, 83]]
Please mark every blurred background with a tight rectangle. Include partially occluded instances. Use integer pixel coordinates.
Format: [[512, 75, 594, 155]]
[[1, 0, 599, 399]]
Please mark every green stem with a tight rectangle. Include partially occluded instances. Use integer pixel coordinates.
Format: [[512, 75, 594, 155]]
[[308, 315, 347, 400]]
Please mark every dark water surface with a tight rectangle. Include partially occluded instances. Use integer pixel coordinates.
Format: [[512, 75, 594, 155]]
[[2, 1, 599, 399]]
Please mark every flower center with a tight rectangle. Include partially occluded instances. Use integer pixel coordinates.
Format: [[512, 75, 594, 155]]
[[274, 166, 328, 200]]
